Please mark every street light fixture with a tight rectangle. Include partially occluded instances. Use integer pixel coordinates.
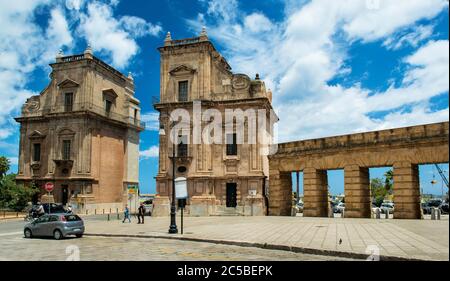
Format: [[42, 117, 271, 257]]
[[161, 121, 178, 234]]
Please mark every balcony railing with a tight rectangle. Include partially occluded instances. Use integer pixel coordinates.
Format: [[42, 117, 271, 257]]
[[21, 102, 145, 130]]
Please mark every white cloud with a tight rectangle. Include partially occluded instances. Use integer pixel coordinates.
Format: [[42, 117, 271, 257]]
[[65, 0, 85, 11], [120, 16, 162, 37], [383, 25, 434, 50], [78, 1, 162, 69], [141, 112, 160, 131], [190, 0, 449, 142], [244, 13, 273, 33], [0, 0, 162, 151], [0, 0, 62, 139], [140, 146, 159, 159], [7, 157, 18, 165]]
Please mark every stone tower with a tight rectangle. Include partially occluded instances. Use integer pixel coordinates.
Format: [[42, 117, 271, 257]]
[[153, 29, 277, 216], [15, 46, 144, 212]]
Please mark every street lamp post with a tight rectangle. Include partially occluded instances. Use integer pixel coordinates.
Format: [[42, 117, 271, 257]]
[[168, 122, 178, 234]]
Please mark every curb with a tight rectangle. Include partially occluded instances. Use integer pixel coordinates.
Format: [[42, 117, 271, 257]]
[[84, 232, 426, 261]]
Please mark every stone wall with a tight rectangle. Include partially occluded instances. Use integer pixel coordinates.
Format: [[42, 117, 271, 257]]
[[268, 122, 449, 219]]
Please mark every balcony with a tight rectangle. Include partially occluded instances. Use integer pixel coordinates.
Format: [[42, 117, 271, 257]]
[[19, 102, 146, 130]]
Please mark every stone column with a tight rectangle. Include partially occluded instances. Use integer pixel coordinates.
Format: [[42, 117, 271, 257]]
[[393, 161, 421, 219], [268, 170, 292, 216], [303, 168, 328, 217], [344, 165, 371, 218]]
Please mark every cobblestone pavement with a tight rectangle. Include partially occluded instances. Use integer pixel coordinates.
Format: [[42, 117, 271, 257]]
[[0, 234, 356, 261], [82, 215, 449, 260]]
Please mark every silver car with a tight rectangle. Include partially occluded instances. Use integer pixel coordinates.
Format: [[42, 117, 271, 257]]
[[24, 214, 85, 240]]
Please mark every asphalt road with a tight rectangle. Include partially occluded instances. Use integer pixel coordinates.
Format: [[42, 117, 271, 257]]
[[0, 217, 357, 261]]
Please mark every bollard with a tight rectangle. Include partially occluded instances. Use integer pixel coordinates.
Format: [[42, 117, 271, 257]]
[[95, 209, 97, 215], [86, 209, 88, 215], [110, 208, 111, 214], [103, 209, 105, 214], [107, 214, 110, 221], [3, 211, 5, 218], [116, 208, 118, 214], [341, 209, 345, 218], [117, 213, 120, 220], [437, 208, 441, 220], [376, 208, 381, 219], [431, 208, 436, 220], [385, 209, 389, 219], [16, 212, 18, 218]]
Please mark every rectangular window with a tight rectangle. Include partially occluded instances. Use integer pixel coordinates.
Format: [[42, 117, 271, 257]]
[[177, 135, 188, 157], [62, 140, 71, 160], [133, 109, 138, 125], [33, 143, 41, 162], [64, 93, 73, 112], [105, 100, 112, 116], [178, 81, 188, 102], [226, 133, 237, 156]]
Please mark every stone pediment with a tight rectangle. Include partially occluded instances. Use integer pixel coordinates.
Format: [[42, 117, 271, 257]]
[[29, 130, 46, 139], [57, 78, 79, 88], [57, 128, 76, 136], [103, 88, 119, 99], [169, 65, 196, 76]]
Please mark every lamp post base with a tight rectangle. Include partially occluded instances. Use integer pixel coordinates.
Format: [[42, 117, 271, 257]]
[[168, 225, 178, 234]]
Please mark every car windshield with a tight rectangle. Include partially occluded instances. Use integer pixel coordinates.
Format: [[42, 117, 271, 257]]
[[64, 215, 82, 221]]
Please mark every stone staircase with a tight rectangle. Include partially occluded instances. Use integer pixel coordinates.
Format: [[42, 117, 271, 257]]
[[212, 207, 243, 216]]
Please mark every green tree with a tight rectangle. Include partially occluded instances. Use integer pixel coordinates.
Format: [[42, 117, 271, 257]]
[[0, 156, 10, 178], [371, 178, 388, 207], [0, 156, 39, 211]]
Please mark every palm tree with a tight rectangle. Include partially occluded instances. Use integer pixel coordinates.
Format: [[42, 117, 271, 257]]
[[384, 169, 393, 194], [0, 156, 10, 178]]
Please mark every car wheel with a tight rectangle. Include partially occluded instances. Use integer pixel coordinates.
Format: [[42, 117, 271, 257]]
[[53, 229, 63, 240], [75, 234, 83, 238], [24, 228, 32, 239]]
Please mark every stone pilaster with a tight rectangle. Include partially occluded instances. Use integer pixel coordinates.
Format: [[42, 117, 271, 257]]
[[393, 161, 421, 219], [303, 168, 328, 217], [268, 170, 292, 216], [344, 165, 371, 218]]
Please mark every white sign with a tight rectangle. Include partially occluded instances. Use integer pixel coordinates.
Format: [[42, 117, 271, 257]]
[[175, 177, 188, 199], [249, 190, 257, 196]]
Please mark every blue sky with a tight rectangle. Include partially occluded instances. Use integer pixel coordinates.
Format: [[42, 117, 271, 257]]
[[0, 0, 448, 195]]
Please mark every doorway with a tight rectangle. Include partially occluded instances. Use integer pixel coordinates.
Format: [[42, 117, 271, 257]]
[[61, 185, 69, 205], [226, 183, 237, 208]]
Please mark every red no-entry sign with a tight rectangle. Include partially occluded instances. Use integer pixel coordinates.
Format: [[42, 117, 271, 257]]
[[44, 182, 54, 192]]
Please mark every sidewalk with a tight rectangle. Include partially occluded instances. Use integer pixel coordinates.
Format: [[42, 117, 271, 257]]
[[84, 216, 449, 261]]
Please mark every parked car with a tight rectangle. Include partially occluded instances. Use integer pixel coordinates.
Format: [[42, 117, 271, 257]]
[[440, 202, 449, 214], [142, 200, 153, 216], [334, 202, 345, 213], [380, 202, 394, 214], [421, 203, 432, 215], [43, 203, 67, 214], [427, 199, 443, 208], [24, 214, 85, 240], [296, 202, 304, 213]]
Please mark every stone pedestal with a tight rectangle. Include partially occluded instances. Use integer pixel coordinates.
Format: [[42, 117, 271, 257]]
[[189, 195, 216, 216], [152, 196, 171, 217], [344, 165, 371, 218], [303, 168, 328, 217], [393, 161, 421, 219]]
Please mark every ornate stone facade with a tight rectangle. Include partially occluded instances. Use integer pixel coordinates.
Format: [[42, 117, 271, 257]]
[[153, 30, 275, 216], [15, 47, 144, 212], [268, 122, 449, 219]]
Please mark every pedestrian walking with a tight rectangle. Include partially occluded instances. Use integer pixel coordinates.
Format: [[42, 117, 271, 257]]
[[122, 204, 131, 223], [137, 203, 145, 224]]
